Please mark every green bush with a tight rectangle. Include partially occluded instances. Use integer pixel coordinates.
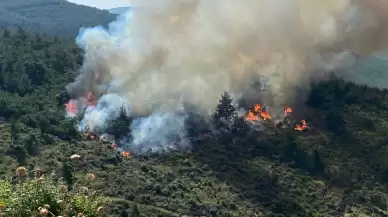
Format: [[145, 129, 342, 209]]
[[0, 167, 108, 217]]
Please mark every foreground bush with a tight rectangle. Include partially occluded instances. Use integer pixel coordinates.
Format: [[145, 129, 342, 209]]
[[0, 167, 107, 217]]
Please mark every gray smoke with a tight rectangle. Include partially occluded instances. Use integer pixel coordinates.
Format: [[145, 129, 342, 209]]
[[66, 0, 388, 152]]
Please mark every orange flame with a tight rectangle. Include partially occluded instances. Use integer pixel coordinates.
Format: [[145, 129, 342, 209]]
[[244, 104, 310, 131], [121, 152, 131, 158], [260, 109, 272, 120], [245, 110, 259, 121], [284, 107, 292, 115], [109, 143, 131, 160], [245, 104, 273, 121], [295, 120, 308, 131]]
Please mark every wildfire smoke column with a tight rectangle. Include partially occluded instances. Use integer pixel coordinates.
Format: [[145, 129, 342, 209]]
[[65, 0, 388, 153]]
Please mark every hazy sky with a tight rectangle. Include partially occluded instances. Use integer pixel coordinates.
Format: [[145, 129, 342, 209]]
[[67, 0, 130, 9]]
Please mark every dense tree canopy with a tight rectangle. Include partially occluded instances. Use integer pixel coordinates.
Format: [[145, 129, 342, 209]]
[[0, 0, 116, 38]]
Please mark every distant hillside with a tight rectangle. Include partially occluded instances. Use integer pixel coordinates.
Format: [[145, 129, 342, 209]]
[[108, 6, 130, 15], [0, 0, 116, 38], [344, 54, 388, 89]]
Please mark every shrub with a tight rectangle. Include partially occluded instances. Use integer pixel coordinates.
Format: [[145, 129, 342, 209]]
[[0, 167, 108, 217]]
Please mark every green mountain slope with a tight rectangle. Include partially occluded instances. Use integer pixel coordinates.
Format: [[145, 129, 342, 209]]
[[0, 0, 116, 38], [2, 28, 388, 216]]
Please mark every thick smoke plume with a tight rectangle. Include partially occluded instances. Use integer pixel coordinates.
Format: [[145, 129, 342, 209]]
[[66, 0, 388, 152]]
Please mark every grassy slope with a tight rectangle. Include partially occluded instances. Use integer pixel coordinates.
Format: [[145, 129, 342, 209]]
[[2, 95, 388, 216]]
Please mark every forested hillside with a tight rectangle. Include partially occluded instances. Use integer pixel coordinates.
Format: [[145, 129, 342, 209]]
[[0, 0, 116, 38], [2, 28, 388, 216]]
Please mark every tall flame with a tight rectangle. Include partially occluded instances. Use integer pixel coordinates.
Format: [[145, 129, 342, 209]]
[[260, 109, 272, 120], [245, 110, 259, 121], [245, 104, 272, 121]]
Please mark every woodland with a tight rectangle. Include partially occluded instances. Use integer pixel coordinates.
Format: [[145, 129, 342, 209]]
[[1, 28, 388, 216], [0, 0, 116, 38]]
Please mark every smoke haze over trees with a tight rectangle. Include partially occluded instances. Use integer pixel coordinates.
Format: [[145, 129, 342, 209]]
[[2, 1, 388, 216]]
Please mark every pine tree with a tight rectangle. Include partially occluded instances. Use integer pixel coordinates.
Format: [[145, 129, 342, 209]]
[[107, 106, 132, 140], [313, 149, 325, 173], [232, 116, 250, 137], [62, 162, 74, 190], [324, 108, 347, 136], [15, 146, 28, 165], [3, 28, 10, 38], [24, 134, 38, 155], [16, 27, 27, 40], [10, 118, 18, 145], [131, 204, 140, 217], [119, 210, 129, 217], [38, 115, 48, 135], [213, 91, 237, 124], [56, 90, 70, 107]]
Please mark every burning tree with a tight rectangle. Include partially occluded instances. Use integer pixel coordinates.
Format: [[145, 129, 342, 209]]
[[244, 104, 272, 121]]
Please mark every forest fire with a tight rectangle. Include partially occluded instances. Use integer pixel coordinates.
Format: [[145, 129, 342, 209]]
[[62, 90, 133, 160], [108, 142, 132, 159], [244, 104, 272, 121], [245, 104, 309, 132], [254, 104, 261, 112], [245, 110, 259, 121], [64, 90, 97, 116], [121, 152, 131, 158], [260, 109, 272, 120], [82, 130, 133, 159], [82, 133, 132, 159], [295, 120, 309, 131], [284, 107, 292, 115]]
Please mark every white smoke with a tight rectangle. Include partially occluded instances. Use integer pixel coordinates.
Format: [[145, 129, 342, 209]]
[[78, 93, 131, 132], [129, 108, 189, 153], [66, 0, 388, 153]]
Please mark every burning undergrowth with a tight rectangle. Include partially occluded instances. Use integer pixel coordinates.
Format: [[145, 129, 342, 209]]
[[65, 92, 190, 154], [63, 0, 388, 155], [243, 103, 309, 131], [64, 88, 310, 158]]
